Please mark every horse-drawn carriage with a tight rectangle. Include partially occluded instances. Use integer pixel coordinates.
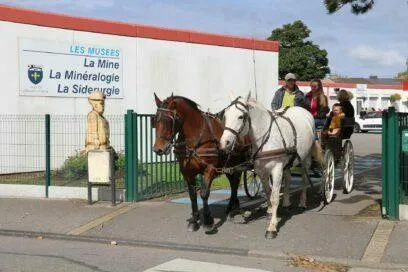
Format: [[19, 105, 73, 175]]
[[152, 93, 355, 238]]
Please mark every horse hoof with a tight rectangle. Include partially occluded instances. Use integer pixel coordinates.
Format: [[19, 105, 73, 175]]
[[297, 206, 307, 212], [265, 231, 278, 239], [226, 202, 240, 215], [203, 223, 215, 231], [187, 222, 199, 232], [203, 217, 215, 231]]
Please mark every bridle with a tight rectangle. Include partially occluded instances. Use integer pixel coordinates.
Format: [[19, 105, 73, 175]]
[[220, 97, 274, 167], [152, 107, 180, 153], [222, 98, 251, 141]]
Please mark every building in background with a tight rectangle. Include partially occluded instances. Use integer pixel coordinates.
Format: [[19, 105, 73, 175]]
[[0, 5, 279, 116], [0, 5, 279, 174], [278, 78, 408, 115]]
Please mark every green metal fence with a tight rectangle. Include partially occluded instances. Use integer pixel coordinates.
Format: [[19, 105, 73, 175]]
[[49, 115, 124, 188], [0, 114, 124, 191], [0, 115, 45, 185], [124, 111, 185, 201], [0, 112, 185, 201], [398, 113, 408, 205], [382, 107, 408, 220]]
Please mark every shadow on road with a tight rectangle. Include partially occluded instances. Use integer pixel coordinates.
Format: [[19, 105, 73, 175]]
[[201, 153, 382, 234]]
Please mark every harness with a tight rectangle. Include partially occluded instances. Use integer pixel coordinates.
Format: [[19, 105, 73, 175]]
[[220, 100, 314, 188], [153, 106, 223, 168]]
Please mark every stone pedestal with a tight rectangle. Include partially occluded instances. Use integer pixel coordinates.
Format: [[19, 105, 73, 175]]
[[87, 149, 116, 205]]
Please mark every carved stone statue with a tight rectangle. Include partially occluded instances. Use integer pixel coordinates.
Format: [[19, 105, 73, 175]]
[[84, 91, 111, 152]]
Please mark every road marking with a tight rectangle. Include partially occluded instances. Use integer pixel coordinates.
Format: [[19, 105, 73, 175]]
[[361, 220, 395, 263], [66, 203, 139, 235], [144, 258, 271, 272]]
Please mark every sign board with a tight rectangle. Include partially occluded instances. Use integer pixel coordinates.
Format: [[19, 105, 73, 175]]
[[356, 84, 367, 96], [19, 38, 123, 98]]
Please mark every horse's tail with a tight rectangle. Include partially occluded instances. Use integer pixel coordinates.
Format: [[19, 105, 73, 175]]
[[311, 140, 324, 168]]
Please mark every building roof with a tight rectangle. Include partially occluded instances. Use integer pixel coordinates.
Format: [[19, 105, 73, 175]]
[[331, 77, 402, 85], [0, 5, 279, 52]]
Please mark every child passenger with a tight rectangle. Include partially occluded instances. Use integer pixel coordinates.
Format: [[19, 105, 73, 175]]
[[327, 104, 343, 136]]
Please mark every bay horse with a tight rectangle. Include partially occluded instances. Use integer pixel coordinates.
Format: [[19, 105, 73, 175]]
[[220, 95, 320, 238], [152, 94, 247, 232]]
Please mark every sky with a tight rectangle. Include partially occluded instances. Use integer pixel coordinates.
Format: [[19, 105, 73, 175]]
[[2, 0, 407, 78]]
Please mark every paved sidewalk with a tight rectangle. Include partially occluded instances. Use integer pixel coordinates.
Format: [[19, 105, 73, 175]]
[[0, 197, 123, 233], [0, 166, 407, 271]]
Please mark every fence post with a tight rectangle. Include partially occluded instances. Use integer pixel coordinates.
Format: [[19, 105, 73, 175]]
[[387, 107, 400, 220], [382, 110, 388, 217], [133, 112, 139, 201], [125, 110, 135, 201], [45, 114, 51, 198]]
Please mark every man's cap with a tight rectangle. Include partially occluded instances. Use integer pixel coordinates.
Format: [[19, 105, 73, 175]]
[[285, 73, 296, 81], [89, 91, 106, 101]]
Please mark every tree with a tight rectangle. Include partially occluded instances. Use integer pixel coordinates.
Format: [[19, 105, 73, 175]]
[[390, 93, 402, 102], [268, 20, 330, 81], [324, 0, 375, 14], [397, 71, 408, 80]]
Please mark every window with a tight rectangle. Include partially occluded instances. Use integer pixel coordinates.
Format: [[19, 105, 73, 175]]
[[381, 97, 390, 109], [368, 97, 378, 109]]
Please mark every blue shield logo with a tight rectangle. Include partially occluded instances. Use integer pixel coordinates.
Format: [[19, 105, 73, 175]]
[[28, 65, 43, 85]]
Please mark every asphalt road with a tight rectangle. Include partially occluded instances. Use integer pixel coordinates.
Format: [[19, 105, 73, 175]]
[[350, 132, 381, 156], [0, 235, 308, 272]]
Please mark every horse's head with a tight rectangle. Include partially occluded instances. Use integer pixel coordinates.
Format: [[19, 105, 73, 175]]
[[152, 93, 180, 156], [220, 94, 251, 152]]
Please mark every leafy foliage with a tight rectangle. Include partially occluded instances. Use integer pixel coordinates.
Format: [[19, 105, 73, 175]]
[[268, 20, 330, 81], [390, 93, 402, 102], [397, 71, 408, 80], [54, 151, 144, 180], [324, 0, 375, 14]]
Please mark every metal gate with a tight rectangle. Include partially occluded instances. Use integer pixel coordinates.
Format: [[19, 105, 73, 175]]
[[124, 110, 185, 201], [382, 107, 408, 220]]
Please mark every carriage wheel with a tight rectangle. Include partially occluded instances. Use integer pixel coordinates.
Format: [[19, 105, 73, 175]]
[[323, 149, 335, 204], [243, 170, 261, 198], [342, 140, 354, 194]]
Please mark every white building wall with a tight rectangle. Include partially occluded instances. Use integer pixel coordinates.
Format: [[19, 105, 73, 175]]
[[0, 21, 278, 116], [0, 19, 278, 174]]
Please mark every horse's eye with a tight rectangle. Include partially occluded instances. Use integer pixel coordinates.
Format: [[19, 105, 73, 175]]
[[238, 115, 244, 119]]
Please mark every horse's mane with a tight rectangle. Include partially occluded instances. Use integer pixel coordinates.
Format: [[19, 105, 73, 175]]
[[240, 97, 265, 111], [167, 96, 201, 111]]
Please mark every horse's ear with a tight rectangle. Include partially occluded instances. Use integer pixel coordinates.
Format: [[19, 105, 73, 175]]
[[154, 93, 162, 107], [229, 90, 236, 101], [246, 91, 251, 102]]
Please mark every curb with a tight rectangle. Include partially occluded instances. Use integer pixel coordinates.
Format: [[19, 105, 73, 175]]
[[0, 229, 247, 256]]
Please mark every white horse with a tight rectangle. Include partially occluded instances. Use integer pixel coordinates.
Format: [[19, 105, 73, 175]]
[[220, 94, 320, 239]]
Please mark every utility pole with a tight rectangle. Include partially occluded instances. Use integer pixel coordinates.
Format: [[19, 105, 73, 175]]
[[406, 57, 408, 72]]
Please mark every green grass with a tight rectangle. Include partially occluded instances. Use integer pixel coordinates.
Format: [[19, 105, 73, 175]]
[[212, 175, 231, 188]]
